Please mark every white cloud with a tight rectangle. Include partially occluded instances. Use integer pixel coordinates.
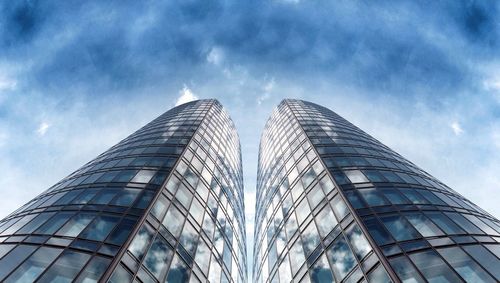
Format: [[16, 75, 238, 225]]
[[175, 85, 198, 106], [450, 121, 464, 136], [0, 76, 16, 92], [36, 122, 50, 136], [257, 78, 275, 105], [207, 47, 224, 66]]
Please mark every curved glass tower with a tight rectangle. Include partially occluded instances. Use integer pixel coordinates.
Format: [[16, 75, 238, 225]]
[[254, 99, 500, 283], [0, 99, 247, 283]]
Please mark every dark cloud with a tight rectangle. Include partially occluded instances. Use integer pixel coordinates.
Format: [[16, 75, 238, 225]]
[[0, 0, 498, 97]]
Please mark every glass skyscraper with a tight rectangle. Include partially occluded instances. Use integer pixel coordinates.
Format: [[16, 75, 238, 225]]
[[0, 99, 247, 283], [254, 99, 500, 283]]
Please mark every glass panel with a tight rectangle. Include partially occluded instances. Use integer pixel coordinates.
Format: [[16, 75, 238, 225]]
[[74, 256, 111, 283], [175, 184, 193, 209], [0, 245, 37, 281], [367, 264, 392, 283], [111, 189, 140, 206], [16, 212, 56, 234], [463, 215, 498, 235], [444, 212, 483, 234], [128, 225, 154, 261], [424, 212, 465, 235], [0, 244, 15, 259], [35, 211, 75, 234], [358, 188, 390, 206], [404, 212, 444, 237], [301, 222, 320, 256], [331, 195, 349, 220], [131, 170, 156, 183], [5, 246, 62, 283], [1, 214, 37, 235], [79, 215, 120, 241], [400, 189, 428, 204], [380, 215, 421, 241], [327, 234, 357, 281], [91, 189, 118, 205], [463, 245, 500, 280], [315, 206, 337, 237], [408, 250, 463, 283], [37, 250, 91, 283], [438, 246, 496, 283], [107, 217, 136, 245], [163, 205, 185, 238], [296, 199, 311, 224], [166, 254, 190, 283], [307, 183, 325, 208], [195, 240, 211, 274], [143, 235, 173, 280], [389, 256, 425, 283], [108, 264, 132, 283], [180, 221, 199, 256], [363, 216, 394, 245], [289, 239, 306, 275], [345, 170, 369, 183], [346, 224, 372, 260], [310, 254, 334, 283], [381, 188, 410, 205], [56, 213, 95, 237]]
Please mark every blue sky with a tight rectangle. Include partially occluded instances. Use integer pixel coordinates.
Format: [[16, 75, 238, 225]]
[[0, 0, 499, 279]]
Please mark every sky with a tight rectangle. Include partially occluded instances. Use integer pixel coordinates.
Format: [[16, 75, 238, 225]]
[[0, 0, 499, 280]]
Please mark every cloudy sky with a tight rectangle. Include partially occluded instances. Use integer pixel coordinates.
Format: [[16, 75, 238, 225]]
[[1, 0, 499, 279]]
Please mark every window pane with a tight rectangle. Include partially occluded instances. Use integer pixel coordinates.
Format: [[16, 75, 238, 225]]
[[111, 189, 140, 206], [380, 215, 421, 241], [107, 217, 137, 245], [424, 212, 464, 234], [404, 213, 444, 237], [35, 211, 75, 235], [166, 254, 190, 283], [37, 250, 91, 283], [5, 246, 62, 283], [444, 212, 483, 234], [180, 221, 199, 256], [409, 250, 463, 283], [310, 254, 334, 283], [301, 222, 320, 256], [327, 235, 357, 281], [195, 240, 211, 274], [91, 189, 118, 205], [296, 199, 311, 224], [289, 239, 306, 275], [56, 213, 95, 237], [315, 206, 337, 237], [331, 195, 349, 220], [74, 256, 111, 283], [346, 224, 372, 260], [463, 245, 500, 280], [438, 246, 496, 283], [363, 216, 394, 245], [16, 212, 56, 234], [143, 235, 173, 280], [0, 245, 37, 281], [128, 225, 154, 261], [381, 188, 409, 205], [131, 170, 156, 183], [163, 205, 185, 238], [389, 256, 425, 283], [108, 264, 132, 283], [79, 215, 120, 241], [367, 264, 392, 283], [345, 170, 369, 183], [358, 188, 390, 206]]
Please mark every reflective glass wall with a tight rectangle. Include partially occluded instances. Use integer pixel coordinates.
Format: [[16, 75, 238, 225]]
[[0, 99, 247, 283], [254, 99, 500, 283]]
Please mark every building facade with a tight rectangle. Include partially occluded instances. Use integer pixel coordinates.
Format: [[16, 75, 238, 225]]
[[0, 99, 247, 283], [253, 99, 500, 283]]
